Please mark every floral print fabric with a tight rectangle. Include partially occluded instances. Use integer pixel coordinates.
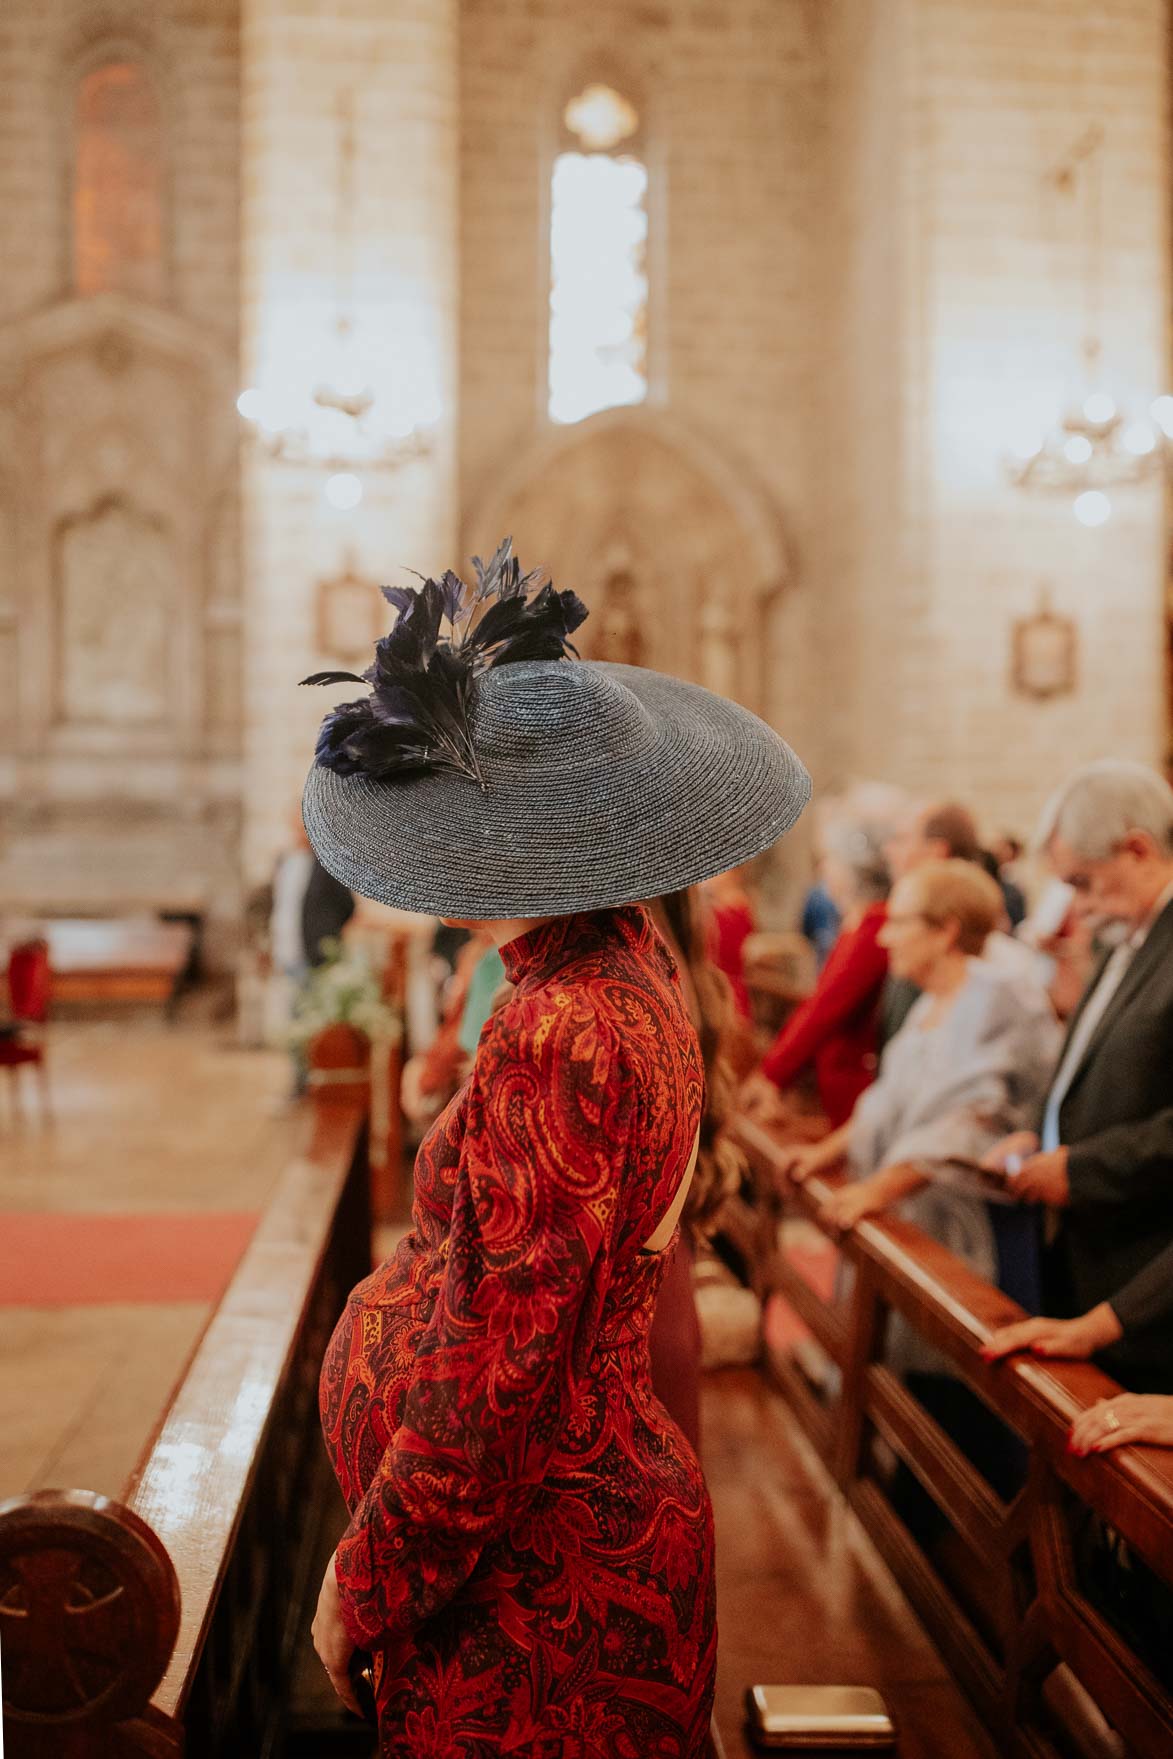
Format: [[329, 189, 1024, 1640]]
[[319, 905, 717, 1756]]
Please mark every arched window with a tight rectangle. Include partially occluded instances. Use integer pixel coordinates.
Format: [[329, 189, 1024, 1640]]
[[73, 60, 166, 300], [548, 82, 648, 425]]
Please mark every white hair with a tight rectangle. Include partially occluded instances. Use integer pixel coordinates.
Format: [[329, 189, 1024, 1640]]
[[820, 818, 891, 902], [1034, 760, 1173, 860]]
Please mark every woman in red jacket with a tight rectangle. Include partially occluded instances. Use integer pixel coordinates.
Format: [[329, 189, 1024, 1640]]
[[755, 822, 890, 1126], [300, 544, 811, 1757]]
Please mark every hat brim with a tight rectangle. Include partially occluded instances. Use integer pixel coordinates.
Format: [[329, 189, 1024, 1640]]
[[302, 661, 811, 919]]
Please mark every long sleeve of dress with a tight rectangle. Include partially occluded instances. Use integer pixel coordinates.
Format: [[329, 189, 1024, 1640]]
[[333, 988, 627, 1650], [761, 911, 887, 1090]]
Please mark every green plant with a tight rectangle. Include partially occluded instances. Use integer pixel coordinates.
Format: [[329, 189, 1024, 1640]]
[[289, 939, 402, 1051]]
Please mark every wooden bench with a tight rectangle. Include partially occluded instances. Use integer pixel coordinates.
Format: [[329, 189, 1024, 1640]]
[[4, 918, 197, 1010], [0, 1102, 370, 1758], [732, 1112, 1173, 1759]]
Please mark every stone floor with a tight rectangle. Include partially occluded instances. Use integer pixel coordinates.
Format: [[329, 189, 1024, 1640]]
[[705, 1371, 995, 1758], [0, 1009, 302, 1500]]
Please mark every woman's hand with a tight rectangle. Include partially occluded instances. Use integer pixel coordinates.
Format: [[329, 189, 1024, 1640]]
[[738, 1072, 787, 1122], [1070, 1394, 1173, 1456], [819, 1178, 888, 1234], [775, 1141, 831, 1187], [311, 1550, 361, 1717], [981, 1302, 1123, 1364]]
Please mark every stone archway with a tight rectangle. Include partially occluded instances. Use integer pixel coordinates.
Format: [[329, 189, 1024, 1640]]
[[464, 407, 790, 717]]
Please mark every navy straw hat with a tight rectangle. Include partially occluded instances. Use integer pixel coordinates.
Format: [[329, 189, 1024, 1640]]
[[300, 542, 811, 920]]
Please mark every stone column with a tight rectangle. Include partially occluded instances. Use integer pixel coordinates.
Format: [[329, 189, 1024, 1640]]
[[240, 0, 458, 883]]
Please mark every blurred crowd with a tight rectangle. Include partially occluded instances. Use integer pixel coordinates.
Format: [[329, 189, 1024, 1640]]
[[742, 762, 1173, 1469]]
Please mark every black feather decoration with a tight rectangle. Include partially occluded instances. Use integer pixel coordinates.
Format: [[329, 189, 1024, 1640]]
[[301, 538, 588, 787]]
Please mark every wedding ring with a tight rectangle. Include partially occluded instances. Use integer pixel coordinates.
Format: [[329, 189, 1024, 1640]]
[[1104, 1409, 1121, 1432]]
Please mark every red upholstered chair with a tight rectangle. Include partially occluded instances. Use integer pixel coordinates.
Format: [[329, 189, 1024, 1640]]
[[9, 939, 51, 1023], [1, 938, 51, 1121]]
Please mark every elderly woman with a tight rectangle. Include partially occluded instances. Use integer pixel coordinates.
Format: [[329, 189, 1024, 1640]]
[[747, 818, 891, 1127], [780, 860, 1060, 1316]]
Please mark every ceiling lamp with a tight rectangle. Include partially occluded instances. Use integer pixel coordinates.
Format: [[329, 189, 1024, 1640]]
[[1005, 127, 1167, 523]]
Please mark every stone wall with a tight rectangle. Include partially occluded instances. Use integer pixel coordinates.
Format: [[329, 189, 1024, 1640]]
[[818, 0, 1169, 840], [0, 0, 243, 959]]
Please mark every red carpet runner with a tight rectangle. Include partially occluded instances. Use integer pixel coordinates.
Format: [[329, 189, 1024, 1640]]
[[0, 1212, 259, 1305]]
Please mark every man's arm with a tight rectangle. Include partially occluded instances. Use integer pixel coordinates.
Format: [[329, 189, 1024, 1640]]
[[1066, 1107, 1173, 1208], [1106, 1238, 1173, 1337]]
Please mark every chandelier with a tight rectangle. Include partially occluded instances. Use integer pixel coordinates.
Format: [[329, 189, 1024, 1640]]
[[235, 93, 436, 508], [1005, 127, 1172, 526]]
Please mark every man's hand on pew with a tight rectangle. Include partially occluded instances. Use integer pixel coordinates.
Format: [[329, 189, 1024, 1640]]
[[980, 1302, 1123, 1365], [312, 1549, 362, 1717]]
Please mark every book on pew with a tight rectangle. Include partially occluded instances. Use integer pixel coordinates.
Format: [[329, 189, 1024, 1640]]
[[921, 1155, 1022, 1206], [745, 1685, 896, 1749]]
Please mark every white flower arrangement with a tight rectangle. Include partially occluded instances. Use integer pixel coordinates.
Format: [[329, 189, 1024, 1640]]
[[288, 938, 402, 1051]]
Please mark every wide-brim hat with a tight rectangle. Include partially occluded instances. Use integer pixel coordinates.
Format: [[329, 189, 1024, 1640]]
[[303, 658, 811, 919]]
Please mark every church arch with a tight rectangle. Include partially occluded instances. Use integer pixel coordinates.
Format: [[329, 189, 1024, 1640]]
[[465, 406, 791, 718]]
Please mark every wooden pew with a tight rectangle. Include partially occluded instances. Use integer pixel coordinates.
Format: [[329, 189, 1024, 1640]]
[[15, 918, 197, 1011], [0, 1103, 371, 1758], [732, 1113, 1173, 1759]]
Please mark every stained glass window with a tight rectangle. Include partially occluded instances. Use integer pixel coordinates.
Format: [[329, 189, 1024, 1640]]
[[74, 62, 166, 301]]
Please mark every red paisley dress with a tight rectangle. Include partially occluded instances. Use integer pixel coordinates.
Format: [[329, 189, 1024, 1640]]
[[319, 904, 717, 1756]]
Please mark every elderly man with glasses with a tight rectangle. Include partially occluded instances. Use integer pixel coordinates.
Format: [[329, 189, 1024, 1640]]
[[982, 761, 1173, 1393]]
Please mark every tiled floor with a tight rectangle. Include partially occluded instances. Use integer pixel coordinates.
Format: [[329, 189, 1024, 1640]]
[[0, 1012, 304, 1500]]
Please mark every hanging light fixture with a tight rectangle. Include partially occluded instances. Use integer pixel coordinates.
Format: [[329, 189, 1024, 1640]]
[[1006, 126, 1167, 522], [235, 92, 436, 491]]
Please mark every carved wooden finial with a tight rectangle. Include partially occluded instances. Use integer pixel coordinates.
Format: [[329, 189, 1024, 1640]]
[[0, 1488, 181, 1757]]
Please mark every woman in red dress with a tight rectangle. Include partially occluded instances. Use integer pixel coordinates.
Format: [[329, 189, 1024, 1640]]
[[300, 543, 810, 1756], [755, 820, 890, 1127]]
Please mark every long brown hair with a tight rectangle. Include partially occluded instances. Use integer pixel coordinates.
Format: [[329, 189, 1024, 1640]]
[[652, 888, 747, 1244]]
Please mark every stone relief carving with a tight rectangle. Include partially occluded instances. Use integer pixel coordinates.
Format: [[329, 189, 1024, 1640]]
[[468, 414, 784, 714], [698, 593, 738, 699], [56, 498, 172, 726], [590, 545, 647, 667]]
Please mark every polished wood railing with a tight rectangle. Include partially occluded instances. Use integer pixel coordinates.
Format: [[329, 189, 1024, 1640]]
[[0, 1104, 370, 1759], [731, 1113, 1173, 1759]]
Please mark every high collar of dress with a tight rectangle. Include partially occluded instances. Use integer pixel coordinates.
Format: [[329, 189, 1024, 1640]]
[[500, 903, 652, 987]]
